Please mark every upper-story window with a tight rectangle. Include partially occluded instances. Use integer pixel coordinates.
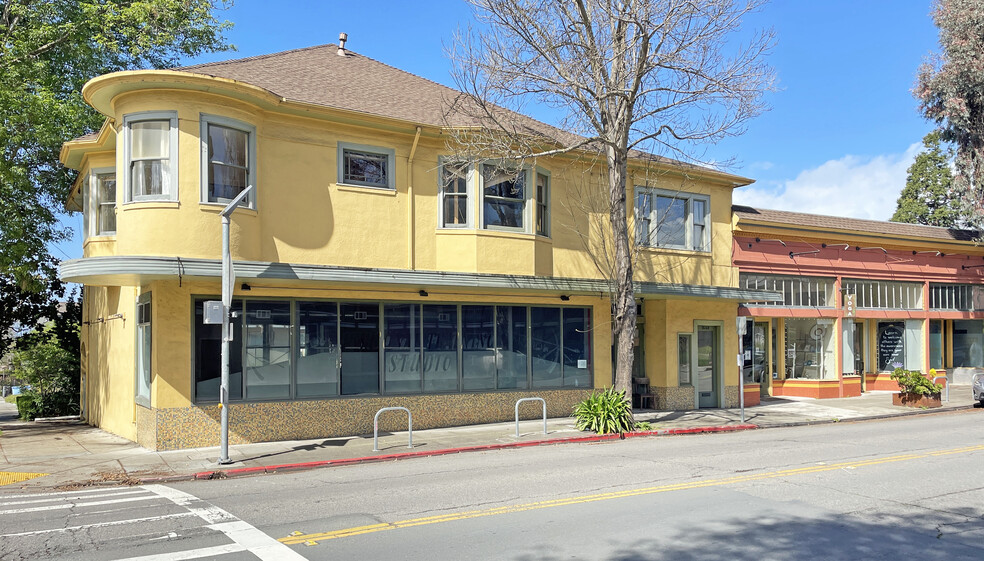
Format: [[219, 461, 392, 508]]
[[123, 112, 178, 202], [635, 187, 710, 251], [91, 169, 116, 236], [338, 142, 395, 189], [440, 160, 471, 228], [482, 164, 527, 231], [535, 171, 550, 237], [201, 114, 256, 208]]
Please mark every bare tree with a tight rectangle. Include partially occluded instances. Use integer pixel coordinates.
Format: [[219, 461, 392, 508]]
[[446, 0, 774, 397]]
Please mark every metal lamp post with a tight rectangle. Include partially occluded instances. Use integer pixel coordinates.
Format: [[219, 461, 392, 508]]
[[218, 185, 253, 465], [736, 316, 747, 423]]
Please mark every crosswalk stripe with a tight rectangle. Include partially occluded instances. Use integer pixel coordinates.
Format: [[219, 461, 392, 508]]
[[0, 486, 134, 499], [0, 488, 149, 507], [111, 543, 246, 561], [0, 494, 161, 515], [0, 512, 198, 537], [145, 486, 306, 560]]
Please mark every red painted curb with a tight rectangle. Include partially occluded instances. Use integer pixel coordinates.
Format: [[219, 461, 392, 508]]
[[172, 423, 761, 483]]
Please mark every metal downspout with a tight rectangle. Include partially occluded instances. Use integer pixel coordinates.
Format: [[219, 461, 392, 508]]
[[407, 127, 421, 270]]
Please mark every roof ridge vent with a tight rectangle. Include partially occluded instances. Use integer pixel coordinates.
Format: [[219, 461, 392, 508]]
[[337, 32, 348, 56]]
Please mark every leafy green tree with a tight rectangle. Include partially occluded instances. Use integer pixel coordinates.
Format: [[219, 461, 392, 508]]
[[915, 0, 984, 230], [0, 0, 234, 287], [10, 338, 79, 419], [891, 132, 959, 227], [0, 258, 62, 358]]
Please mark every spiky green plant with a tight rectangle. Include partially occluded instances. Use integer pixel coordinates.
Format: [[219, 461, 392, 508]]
[[572, 388, 634, 435]]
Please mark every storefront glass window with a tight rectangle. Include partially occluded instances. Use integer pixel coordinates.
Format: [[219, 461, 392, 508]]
[[422, 305, 458, 392], [384, 303, 421, 393], [496, 306, 528, 389], [194, 299, 243, 401], [563, 308, 592, 387], [244, 301, 291, 400], [952, 319, 984, 367], [531, 307, 562, 387], [784, 318, 836, 379], [297, 302, 339, 397], [929, 320, 944, 371], [462, 305, 496, 390]]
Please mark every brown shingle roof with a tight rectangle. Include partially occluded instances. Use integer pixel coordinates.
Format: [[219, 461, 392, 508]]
[[178, 45, 742, 181], [733, 205, 980, 242], [70, 131, 99, 143], [180, 44, 559, 131]]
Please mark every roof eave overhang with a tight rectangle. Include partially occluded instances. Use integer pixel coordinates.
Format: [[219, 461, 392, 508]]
[[60, 256, 780, 302], [734, 217, 984, 254]]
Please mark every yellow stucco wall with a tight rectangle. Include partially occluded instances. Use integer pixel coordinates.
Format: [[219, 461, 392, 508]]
[[68, 84, 739, 287], [81, 285, 137, 441]]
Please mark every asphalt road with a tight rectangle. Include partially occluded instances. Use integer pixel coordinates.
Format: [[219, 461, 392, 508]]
[[1, 410, 982, 560]]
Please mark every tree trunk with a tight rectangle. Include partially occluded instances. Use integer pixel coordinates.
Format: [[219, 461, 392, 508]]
[[607, 145, 637, 403]]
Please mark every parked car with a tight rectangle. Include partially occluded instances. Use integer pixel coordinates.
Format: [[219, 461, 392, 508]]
[[974, 372, 984, 406]]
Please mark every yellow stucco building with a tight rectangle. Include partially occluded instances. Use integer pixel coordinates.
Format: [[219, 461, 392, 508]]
[[60, 44, 773, 450]]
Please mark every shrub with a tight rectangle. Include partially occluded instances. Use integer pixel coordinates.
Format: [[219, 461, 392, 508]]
[[10, 340, 79, 420], [890, 367, 943, 396], [572, 387, 634, 435]]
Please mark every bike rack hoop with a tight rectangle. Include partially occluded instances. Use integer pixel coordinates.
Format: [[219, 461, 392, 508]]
[[373, 407, 413, 452], [515, 397, 547, 438]]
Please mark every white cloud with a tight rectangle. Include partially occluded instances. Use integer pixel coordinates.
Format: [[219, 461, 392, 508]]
[[734, 144, 922, 221]]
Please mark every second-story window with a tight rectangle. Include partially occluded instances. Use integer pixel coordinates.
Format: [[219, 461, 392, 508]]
[[535, 171, 550, 237], [440, 161, 470, 228], [337, 142, 396, 189], [95, 171, 117, 235], [201, 115, 256, 208], [482, 164, 527, 230], [635, 187, 710, 251], [124, 111, 178, 202]]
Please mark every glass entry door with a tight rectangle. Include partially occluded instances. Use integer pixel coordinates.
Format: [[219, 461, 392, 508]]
[[697, 325, 719, 408]]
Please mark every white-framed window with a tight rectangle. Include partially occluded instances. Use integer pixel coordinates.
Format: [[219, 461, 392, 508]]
[[82, 168, 117, 238], [337, 142, 395, 189], [535, 170, 550, 237], [201, 114, 256, 208], [439, 159, 472, 228], [135, 293, 152, 407], [482, 164, 530, 231], [635, 187, 710, 251], [123, 111, 178, 202]]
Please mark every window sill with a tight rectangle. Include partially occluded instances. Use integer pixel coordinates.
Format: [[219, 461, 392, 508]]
[[84, 235, 116, 242], [337, 183, 397, 195], [638, 245, 712, 257], [121, 201, 180, 210]]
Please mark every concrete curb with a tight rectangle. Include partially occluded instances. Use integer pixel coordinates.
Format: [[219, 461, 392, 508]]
[[122, 405, 980, 486], [136, 424, 759, 484]]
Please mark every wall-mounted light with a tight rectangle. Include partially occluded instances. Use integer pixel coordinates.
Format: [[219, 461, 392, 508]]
[[961, 265, 984, 270], [821, 243, 850, 249], [241, 283, 251, 291], [789, 249, 820, 258], [418, 290, 428, 297], [856, 246, 887, 253], [755, 237, 787, 246], [913, 250, 942, 256], [560, 295, 571, 301]]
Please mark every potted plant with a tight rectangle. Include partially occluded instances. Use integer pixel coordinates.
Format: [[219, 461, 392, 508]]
[[890, 366, 943, 408]]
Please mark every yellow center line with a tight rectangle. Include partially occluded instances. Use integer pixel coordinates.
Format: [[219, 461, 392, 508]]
[[278, 443, 984, 545]]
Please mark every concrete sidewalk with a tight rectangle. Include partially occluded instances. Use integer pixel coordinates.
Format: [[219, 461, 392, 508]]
[[1, 389, 980, 491]]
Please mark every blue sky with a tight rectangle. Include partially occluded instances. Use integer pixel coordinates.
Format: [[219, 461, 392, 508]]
[[54, 0, 942, 261]]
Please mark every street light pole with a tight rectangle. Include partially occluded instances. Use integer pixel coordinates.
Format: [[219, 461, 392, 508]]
[[736, 317, 747, 424], [218, 186, 253, 465]]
